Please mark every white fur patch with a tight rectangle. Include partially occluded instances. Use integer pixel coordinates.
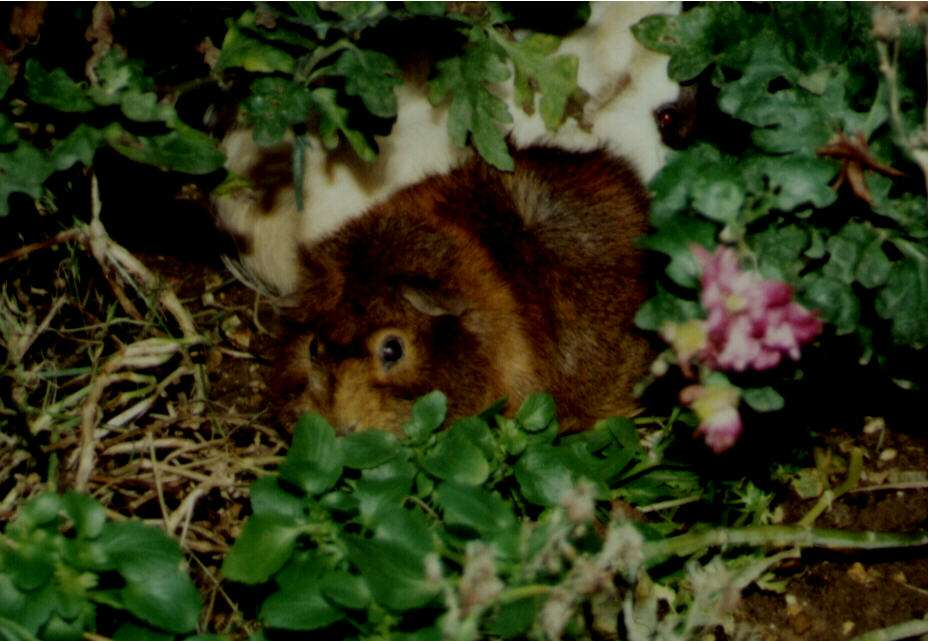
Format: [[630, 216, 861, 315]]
[[213, 2, 680, 295]]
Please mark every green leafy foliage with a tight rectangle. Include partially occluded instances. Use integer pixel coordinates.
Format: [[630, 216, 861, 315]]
[[221, 393, 725, 636], [0, 492, 201, 640], [633, 2, 928, 392]]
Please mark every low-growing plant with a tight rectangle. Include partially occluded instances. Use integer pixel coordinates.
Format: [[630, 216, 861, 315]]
[[631, 2, 928, 449], [220, 392, 928, 639], [0, 491, 204, 641]]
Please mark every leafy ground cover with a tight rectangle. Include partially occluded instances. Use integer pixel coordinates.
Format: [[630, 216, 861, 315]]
[[3, 2, 928, 641]]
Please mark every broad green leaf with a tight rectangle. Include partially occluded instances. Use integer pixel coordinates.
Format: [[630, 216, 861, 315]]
[[493, 32, 578, 131], [691, 164, 744, 224], [742, 387, 785, 412], [51, 125, 104, 171], [279, 413, 343, 495], [634, 284, 702, 331], [248, 477, 305, 521], [243, 77, 313, 146], [221, 515, 302, 584], [354, 477, 410, 526], [428, 29, 514, 170], [751, 156, 837, 211], [403, 390, 447, 441], [319, 571, 371, 610], [261, 566, 344, 631], [422, 431, 489, 486], [340, 430, 401, 469], [404, 1, 445, 16], [486, 596, 540, 638], [310, 87, 377, 162], [120, 559, 200, 633], [24, 60, 94, 112], [218, 22, 294, 73], [857, 239, 892, 289], [751, 224, 809, 282], [823, 223, 872, 285], [104, 124, 225, 174], [638, 217, 718, 288], [435, 482, 516, 536], [334, 48, 402, 119], [61, 492, 105, 540], [17, 492, 63, 529], [515, 393, 555, 432], [0, 114, 16, 146], [876, 243, 928, 348], [372, 508, 434, 554], [344, 537, 438, 611], [514, 446, 574, 507], [287, 3, 331, 39], [800, 275, 859, 335], [0, 143, 56, 216]]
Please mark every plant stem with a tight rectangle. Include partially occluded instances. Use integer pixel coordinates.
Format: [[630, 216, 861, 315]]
[[799, 446, 864, 527], [644, 524, 928, 565]]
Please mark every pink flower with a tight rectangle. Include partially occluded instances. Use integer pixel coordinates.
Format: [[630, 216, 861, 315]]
[[692, 245, 822, 372], [680, 383, 742, 452]]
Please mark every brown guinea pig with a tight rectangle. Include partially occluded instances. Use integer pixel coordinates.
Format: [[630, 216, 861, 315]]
[[273, 145, 653, 433]]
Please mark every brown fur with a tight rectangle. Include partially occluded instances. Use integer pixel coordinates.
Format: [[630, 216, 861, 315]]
[[273, 145, 653, 433]]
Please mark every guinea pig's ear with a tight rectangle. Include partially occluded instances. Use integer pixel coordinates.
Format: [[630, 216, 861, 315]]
[[402, 286, 469, 317]]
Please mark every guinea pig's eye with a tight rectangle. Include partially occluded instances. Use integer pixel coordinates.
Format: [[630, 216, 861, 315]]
[[378, 335, 404, 369], [308, 336, 320, 361]]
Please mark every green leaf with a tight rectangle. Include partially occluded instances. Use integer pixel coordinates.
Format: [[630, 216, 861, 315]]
[[261, 577, 344, 630], [857, 239, 892, 289], [742, 387, 785, 412], [514, 446, 574, 507], [333, 48, 402, 119], [486, 596, 540, 638], [691, 164, 744, 224], [340, 430, 401, 469], [287, 3, 331, 39], [221, 515, 302, 584], [0, 143, 56, 216], [876, 243, 928, 348], [279, 413, 343, 495], [248, 476, 305, 521], [404, 1, 445, 16], [801, 275, 859, 335], [319, 571, 371, 610], [422, 429, 489, 486], [372, 508, 434, 554], [218, 22, 294, 73], [751, 224, 809, 282], [24, 60, 94, 113], [0, 114, 17, 146], [120, 558, 200, 633], [344, 537, 438, 611], [104, 124, 225, 174], [310, 87, 377, 162], [61, 492, 105, 540], [243, 77, 313, 146], [823, 223, 873, 284], [434, 482, 516, 536], [515, 393, 555, 432], [403, 391, 447, 441], [634, 284, 702, 331], [493, 32, 578, 131], [638, 217, 718, 288], [753, 156, 837, 211], [428, 30, 514, 170], [51, 125, 104, 171]]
